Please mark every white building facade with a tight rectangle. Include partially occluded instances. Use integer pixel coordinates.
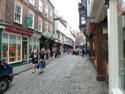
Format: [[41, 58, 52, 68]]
[[85, 0, 125, 94], [54, 11, 75, 53]]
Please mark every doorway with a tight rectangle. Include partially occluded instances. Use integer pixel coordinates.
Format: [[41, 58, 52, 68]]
[[22, 37, 28, 62]]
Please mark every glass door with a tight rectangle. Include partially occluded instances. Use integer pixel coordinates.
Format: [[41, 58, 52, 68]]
[[22, 37, 28, 62]]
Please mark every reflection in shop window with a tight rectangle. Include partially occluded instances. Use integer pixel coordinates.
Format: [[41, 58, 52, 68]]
[[2, 34, 8, 63], [33, 39, 36, 50], [118, 15, 125, 93], [17, 36, 21, 61], [9, 35, 16, 62]]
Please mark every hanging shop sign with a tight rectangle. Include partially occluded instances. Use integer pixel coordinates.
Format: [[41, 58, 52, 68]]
[[25, 17, 32, 27], [89, 23, 95, 32], [5, 25, 33, 36]]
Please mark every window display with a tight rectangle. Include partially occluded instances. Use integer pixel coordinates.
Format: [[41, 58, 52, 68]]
[[2, 34, 8, 63], [9, 35, 16, 62], [17, 36, 21, 61], [29, 38, 39, 55], [118, 15, 125, 93], [2, 33, 22, 63]]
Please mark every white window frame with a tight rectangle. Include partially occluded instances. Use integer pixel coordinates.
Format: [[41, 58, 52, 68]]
[[29, 0, 34, 6], [28, 11, 34, 29], [39, 0, 42, 13], [45, 6, 48, 17], [50, 11, 53, 21], [38, 17, 42, 32], [14, 2, 23, 24], [2, 31, 22, 64], [45, 22, 48, 32], [50, 24, 53, 32]]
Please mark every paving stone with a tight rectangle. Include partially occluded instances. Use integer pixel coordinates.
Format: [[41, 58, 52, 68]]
[[4, 55, 108, 94]]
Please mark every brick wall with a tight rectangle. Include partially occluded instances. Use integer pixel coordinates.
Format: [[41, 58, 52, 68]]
[[0, 0, 6, 21], [1, 0, 54, 33], [94, 23, 105, 81]]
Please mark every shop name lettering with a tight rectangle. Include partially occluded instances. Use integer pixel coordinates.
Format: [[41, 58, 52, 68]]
[[6, 25, 33, 36]]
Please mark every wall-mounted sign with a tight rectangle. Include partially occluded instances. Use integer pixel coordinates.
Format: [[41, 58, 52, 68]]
[[5, 25, 33, 36], [25, 17, 32, 26]]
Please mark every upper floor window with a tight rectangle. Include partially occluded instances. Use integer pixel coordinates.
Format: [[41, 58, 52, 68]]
[[50, 24, 53, 32], [38, 17, 42, 32], [29, 0, 34, 6], [50, 11, 53, 21], [14, 2, 23, 24], [39, 0, 42, 13], [28, 11, 34, 29], [45, 6, 48, 17], [45, 22, 48, 32]]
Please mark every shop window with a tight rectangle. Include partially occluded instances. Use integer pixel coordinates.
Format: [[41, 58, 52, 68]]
[[9, 35, 16, 62], [29, 38, 39, 54], [118, 15, 125, 93], [17, 36, 21, 61], [14, 3, 23, 24], [2, 34, 8, 63], [2, 33, 22, 63], [33, 39, 37, 50]]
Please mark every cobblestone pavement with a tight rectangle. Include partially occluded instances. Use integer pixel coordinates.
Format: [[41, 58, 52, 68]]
[[4, 55, 108, 94]]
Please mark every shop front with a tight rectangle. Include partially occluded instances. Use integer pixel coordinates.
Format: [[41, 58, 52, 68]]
[[108, 0, 125, 94], [0, 24, 36, 65]]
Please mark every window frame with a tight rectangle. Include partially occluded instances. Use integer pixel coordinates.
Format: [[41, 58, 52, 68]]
[[38, 17, 42, 32], [29, 0, 35, 6], [45, 22, 48, 32], [39, 0, 43, 13], [45, 5, 48, 17], [14, 2, 23, 24], [28, 11, 34, 29]]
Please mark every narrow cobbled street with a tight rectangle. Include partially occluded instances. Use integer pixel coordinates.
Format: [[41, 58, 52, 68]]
[[4, 55, 108, 94]]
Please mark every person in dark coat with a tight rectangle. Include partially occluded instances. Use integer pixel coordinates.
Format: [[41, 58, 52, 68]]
[[55, 48, 60, 58], [38, 49, 46, 74], [30, 49, 38, 74]]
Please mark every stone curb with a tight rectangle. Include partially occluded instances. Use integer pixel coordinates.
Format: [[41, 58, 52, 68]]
[[13, 53, 67, 75]]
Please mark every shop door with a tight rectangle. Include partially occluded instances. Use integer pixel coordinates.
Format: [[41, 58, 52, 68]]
[[23, 38, 28, 62]]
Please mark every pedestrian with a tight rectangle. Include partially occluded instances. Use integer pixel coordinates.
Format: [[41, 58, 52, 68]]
[[82, 47, 85, 57], [30, 49, 38, 74], [38, 48, 46, 74], [55, 48, 60, 58]]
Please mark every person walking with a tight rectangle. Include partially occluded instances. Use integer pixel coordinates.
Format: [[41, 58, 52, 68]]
[[38, 49, 46, 74], [30, 49, 38, 74], [55, 47, 60, 58]]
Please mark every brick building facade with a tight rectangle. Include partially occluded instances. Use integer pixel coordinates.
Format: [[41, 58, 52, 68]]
[[0, 0, 54, 65]]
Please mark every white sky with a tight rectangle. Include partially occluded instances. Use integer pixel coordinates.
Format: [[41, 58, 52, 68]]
[[50, 0, 80, 31]]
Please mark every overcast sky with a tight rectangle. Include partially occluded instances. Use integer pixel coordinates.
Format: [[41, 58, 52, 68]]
[[50, 0, 80, 31]]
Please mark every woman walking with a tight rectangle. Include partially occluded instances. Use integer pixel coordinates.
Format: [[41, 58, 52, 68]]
[[38, 49, 46, 74], [30, 49, 38, 74]]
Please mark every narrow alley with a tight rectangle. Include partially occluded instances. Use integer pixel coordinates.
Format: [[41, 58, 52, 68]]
[[4, 55, 108, 94]]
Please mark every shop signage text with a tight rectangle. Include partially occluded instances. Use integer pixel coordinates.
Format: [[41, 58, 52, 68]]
[[5, 25, 33, 36]]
